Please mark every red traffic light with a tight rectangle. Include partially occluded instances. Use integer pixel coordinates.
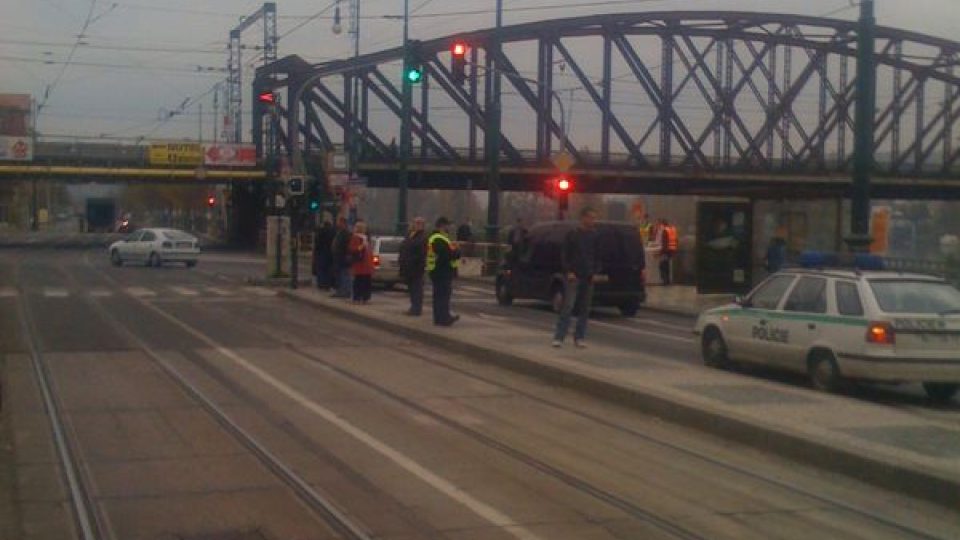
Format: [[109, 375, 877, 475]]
[[452, 41, 467, 57], [257, 91, 276, 104], [206, 196, 216, 208], [557, 178, 572, 192]]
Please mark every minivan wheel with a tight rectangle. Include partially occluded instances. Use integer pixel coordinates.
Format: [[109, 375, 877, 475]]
[[618, 298, 640, 317], [922, 383, 959, 403], [550, 284, 565, 313], [110, 250, 123, 267], [701, 328, 729, 369], [148, 252, 161, 268], [808, 351, 845, 393], [495, 278, 513, 306]]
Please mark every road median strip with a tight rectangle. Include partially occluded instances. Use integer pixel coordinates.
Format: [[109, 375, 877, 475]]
[[279, 287, 960, 510]]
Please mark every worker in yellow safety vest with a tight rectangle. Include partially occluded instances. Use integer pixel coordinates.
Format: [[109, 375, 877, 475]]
[[427, 217, 461, 326]]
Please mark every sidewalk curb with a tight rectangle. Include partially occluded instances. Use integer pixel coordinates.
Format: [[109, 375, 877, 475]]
[[279, 290, 960, 510]]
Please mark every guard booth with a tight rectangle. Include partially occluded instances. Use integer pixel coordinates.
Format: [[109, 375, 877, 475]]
[[696, 201, 754, 294]]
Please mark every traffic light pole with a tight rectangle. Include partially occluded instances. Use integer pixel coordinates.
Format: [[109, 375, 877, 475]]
[[485, 0, 504, 249], [396, 0, 411, 235], [848, 0, 876, 253]]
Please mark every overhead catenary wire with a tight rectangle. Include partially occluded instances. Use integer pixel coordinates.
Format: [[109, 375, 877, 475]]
[[39, 0, 100, 110]]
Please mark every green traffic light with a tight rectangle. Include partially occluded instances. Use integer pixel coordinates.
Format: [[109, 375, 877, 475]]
[[309, 200, 320, 212], [405, 68, 423, 83]]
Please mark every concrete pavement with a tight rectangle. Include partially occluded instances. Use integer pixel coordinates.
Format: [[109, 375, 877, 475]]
[[283, 285, 960, 509]]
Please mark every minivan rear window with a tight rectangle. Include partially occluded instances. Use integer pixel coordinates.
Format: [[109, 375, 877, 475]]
[[869, 280, 960, 315]]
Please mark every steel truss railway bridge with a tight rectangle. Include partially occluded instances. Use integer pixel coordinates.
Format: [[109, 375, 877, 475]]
[[253, 10, 960, 203]]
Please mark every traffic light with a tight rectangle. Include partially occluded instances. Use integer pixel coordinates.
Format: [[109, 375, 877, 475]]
[[451, 40, 468, 85], [206, 195, 216, 208], [404, 64, 423, 84], [307, 179, 321, 213], [404, 42, 423, 84], [287, 176, 305, 196], [556, 176, 573, 212], [257, 91, 277, 105]]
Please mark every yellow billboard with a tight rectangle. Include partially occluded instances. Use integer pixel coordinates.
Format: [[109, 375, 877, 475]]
[[149, 143, 203, 166]]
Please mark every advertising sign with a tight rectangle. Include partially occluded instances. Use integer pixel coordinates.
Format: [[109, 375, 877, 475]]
[[203, 144, 256, 167], [149, 143, 203, 166], [0, 136, 33, 161]]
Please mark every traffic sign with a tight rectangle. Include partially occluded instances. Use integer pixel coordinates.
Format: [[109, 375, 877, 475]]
[[551, 151, 575, 172]]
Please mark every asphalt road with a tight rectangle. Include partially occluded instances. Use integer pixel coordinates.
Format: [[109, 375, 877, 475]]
[[1, 248, 958, 539]]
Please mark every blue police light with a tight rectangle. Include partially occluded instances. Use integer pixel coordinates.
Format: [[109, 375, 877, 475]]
[[798, 251, 884, 271]]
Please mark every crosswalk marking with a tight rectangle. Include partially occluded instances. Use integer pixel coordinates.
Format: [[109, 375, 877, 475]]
[[0, 288, 17, 298], [43, 288, 69, 298], [243, 287, 276, 297], [126, 287, 157, 298], [88, 289, 113, 298], [169, 286, 199, 297], [457, 285, 492, 296], [205, 287, 234, 297]]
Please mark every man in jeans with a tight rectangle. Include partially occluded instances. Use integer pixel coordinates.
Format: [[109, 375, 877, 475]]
[[553, 207, 599, 348]]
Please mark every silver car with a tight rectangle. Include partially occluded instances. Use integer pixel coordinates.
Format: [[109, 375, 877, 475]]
[[371, 236, 404, 288], [109, 228, 201, 268]]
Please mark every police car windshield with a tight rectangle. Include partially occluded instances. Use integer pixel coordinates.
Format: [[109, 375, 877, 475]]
[[869, 280, 960, 315]]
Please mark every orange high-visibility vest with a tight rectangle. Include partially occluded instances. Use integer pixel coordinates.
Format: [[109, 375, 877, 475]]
[[664, 226, 679, 253]]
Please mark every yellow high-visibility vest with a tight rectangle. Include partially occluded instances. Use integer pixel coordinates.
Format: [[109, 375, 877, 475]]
[[426, 232, 459, 271]]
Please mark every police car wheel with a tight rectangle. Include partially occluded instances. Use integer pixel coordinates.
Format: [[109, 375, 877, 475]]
[[808, 351, 845, 393], [701, 329, 729, 369], [922, 383, 959, 403]]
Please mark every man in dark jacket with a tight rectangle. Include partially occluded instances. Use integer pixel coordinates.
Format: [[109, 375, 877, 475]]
[[330, 217, 353, 298], [399, 217, 428, 316], [428, 217, 461, 326], [553, 207, 598, 348], [313, 219, 335, 289]]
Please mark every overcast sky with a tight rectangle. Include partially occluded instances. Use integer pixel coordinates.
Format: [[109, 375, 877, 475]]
[[3, 0, 958, 142]]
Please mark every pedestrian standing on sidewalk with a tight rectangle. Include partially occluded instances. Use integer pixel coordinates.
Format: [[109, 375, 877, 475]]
[[399, 217, 428, 316], [553, 207, 599, 349], [349, 220, 375, 304], [428, 217, 461, 326], [658, 218, 679, 286], [331, 217, 353, 298], [313, 219, 335, 289]]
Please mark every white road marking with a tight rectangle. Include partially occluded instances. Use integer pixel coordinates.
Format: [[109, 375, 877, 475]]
[[205, 287, 235, 297], [590, 319, 696, 344], [631, 317, 693, 332], [88, 289, 113, 298], [127, 295, 543, 540], [243, 286, 277, 297], [0, 288, 17, 298], [126, 287, 156, 298], [42, 288, 69, 298], [457, 285, 492, 296], [169, 286, 199, 297]]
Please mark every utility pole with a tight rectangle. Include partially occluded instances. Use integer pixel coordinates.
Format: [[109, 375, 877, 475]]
[[848, 0, 876, 252], [396, 0, 412, 234], [486, 0, 503, 246]]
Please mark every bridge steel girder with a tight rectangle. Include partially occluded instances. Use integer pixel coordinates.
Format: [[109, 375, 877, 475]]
[[253, 10, 960, 191]]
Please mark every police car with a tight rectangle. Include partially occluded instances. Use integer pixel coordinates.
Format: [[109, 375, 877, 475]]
[[694, 254, 960, 402]]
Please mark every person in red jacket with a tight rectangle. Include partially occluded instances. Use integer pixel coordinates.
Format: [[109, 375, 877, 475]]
[[348, 220, 375, 304]]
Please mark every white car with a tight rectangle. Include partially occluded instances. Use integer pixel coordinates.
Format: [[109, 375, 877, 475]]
[[371, 235, 404, 288], [109, 228, 200, 268], [694, 265, 960, 402]]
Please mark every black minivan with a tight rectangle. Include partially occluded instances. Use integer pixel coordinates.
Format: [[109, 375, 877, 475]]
[[495, 221, 647, 317]]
